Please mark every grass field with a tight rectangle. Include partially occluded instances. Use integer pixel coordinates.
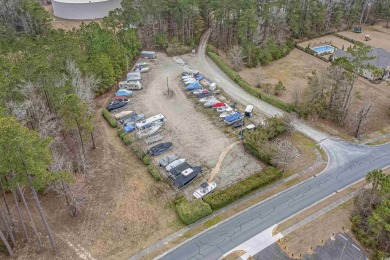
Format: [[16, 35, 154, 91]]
[[338, 23, 390, 52]]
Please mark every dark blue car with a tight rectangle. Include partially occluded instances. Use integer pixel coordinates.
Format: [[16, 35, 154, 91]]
[[106, 101, 127, 111], [147, 142, 173, 156]]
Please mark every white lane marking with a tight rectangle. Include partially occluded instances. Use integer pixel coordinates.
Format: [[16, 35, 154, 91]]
[[352, 244, 361, 250], [338, 234, 348, 240]]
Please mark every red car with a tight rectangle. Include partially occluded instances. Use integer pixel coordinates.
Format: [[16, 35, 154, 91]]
[[212, 102, 226, 108], [112, 96, 130, 103], [112, 96, 128, 100]]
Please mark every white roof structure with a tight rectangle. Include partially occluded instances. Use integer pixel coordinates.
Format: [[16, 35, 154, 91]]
[[52, 0, 121, 20]]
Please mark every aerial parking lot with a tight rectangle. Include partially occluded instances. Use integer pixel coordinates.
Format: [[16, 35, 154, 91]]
[[108, 52, 264, 197]]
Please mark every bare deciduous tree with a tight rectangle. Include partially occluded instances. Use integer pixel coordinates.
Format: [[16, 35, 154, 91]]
[[66, 59, 98, 149], [228, 45, 245, 71], [350, 96, 373, 138], [271, 139, 300, 171]]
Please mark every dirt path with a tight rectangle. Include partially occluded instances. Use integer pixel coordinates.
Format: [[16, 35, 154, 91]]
[[208, 141, 240, 182]]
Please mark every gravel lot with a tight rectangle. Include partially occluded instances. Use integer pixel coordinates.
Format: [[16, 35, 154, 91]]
[[126, 53, 263, 196]]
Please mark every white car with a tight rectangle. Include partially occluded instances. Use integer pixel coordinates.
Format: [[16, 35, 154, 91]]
[[220, 111, 236, 118], [204, 99, 220, 107], [217, 106, 233, 113], [159, 154, 179, 167], [166, 158, 186, 171], [199, 96, 216, 103], [184, 79, 197, 84], [193, 182, 217, 199]]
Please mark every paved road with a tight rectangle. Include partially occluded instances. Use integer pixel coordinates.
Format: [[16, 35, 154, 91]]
[[157, 30, 390, 260]]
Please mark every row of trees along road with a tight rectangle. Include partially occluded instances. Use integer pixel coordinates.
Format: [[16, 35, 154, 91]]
[[353, 170, 390, 259], [107, 0, 390, 67], [0, 0, 140, 256]]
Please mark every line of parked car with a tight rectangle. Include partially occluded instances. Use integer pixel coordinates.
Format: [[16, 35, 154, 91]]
[[158, 153, 203, 189], [181, 72, 255, 130], [107, 62, 151, 112]]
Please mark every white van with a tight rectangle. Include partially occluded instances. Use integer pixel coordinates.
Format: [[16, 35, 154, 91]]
[[119, 80, 143, 90], [135, 114, 166, 130], [245, 105, 254, 117]]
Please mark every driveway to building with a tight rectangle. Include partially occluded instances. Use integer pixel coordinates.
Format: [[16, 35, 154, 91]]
[[157, 30, 390, 260]]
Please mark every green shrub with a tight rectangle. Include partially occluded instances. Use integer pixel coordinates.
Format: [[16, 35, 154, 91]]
[[203, 167, 282, 210], [142, 155, 151, 165], [102, 109, 118, 128], [334, 34, 364, 46], [117, 129, 125, 138], [244, 142, 273, 164], [122, 135, 131, 145], [207, 52, 295, 112], [147, 164, 161, 181], [131, 144, 146, 160], [175, 195, 212, 225], [206, 44, 219, 55], [166, 42, 192, 56]]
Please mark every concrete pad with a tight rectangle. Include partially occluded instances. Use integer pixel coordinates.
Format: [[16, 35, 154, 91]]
[[220, 224, 284, 260]]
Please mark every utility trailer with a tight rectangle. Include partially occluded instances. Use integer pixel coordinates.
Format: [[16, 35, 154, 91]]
[[144, 134, 163, 145]]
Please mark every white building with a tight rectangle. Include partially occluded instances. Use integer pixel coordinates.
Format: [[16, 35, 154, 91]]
[[52, 0, 121, 20]]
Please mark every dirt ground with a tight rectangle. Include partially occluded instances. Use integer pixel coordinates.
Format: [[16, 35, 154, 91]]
[[338, 22, 390, 52], [226, 47, 390, 136], [43, 4, 100, 31], [124, 53, 264, 199], [278, 200, 359, 259], [1, 91, 181, 260]]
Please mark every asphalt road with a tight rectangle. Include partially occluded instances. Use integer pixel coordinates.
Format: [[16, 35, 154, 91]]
[[157, 30, 390, 260]]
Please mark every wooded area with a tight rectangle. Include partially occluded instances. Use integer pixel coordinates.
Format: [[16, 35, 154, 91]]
[[0, 0, 140, 255], [353, 170, 390, 259]]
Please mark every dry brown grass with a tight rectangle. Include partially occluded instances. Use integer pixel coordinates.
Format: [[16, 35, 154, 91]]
[[278, 199, 356, 259], [297, 35, 355, 49], [228, 46, 390, 137], [338, 23, 390, 52]]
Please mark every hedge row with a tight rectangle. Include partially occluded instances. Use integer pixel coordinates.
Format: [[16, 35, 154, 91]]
[[102, 108, 118, 128], [334, 34, 364, 46], [295, 44, 330, 62], [206, 44, 219, 56], [102, 109, 159, 180], [122, 135, 131, 145], [143, 155, 151, 165], [175, 195, 212, 225], [203, 167, 283, 210], [207, 52, 295, 112], [131, 144, 146, 160], [147, 164, 161, 181]]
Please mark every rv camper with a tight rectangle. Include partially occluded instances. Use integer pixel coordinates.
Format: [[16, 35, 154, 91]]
[[119, 80, 143, 90]]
